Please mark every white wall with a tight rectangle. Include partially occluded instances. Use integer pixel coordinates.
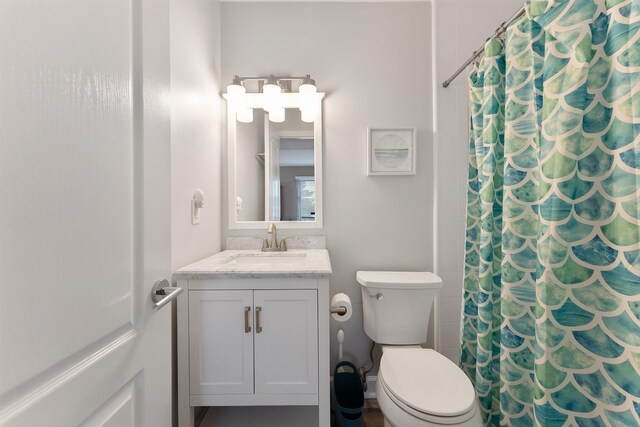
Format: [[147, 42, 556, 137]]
[[432, 0, 524, 362], [171, 0, 223, 272], [221, 2, 433, 369], [170, 0, 222, 424]]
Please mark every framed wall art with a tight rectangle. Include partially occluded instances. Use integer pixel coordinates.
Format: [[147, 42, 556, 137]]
[[367, 127, 416, 176]]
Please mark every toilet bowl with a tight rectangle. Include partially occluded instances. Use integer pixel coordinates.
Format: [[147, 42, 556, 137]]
[[357, 271, 482, 427], [375, 347, 481, 427]]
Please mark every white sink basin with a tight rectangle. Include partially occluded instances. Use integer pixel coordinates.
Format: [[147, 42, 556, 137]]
[[230, 253, 307, 264]]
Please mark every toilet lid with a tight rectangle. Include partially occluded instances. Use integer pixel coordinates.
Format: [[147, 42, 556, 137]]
[[379, 348, 476, 417], [356, 271, 442, 289]]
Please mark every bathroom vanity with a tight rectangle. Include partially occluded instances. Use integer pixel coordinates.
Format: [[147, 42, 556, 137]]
[[174, 239, 332, 426]]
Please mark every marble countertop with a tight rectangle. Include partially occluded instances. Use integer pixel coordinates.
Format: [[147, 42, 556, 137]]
[[173, 249, 332, 279]]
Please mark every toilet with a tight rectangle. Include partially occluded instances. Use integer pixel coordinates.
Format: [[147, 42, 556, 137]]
[[357, 271, 482, 427]]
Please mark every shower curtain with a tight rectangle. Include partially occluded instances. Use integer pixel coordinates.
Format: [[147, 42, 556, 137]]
[[461, 0, 640, 425]]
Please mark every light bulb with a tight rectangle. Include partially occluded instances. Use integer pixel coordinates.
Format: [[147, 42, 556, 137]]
[[269, 107, 285, 123], [263, 76, 281, 112], [299, 75, 318, 122], [226, 76, 245, 112], [299, 75, 317, 110], [299, 82, 317, 96], [237, 108, 254, 123], [301, 107, 317, 123]]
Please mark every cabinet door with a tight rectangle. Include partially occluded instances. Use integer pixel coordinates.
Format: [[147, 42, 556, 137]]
[[254, 290, 318, 395], [189, 290, 254, 395]]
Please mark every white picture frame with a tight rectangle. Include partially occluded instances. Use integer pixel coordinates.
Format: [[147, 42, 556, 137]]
[[367, 127, 416, 176]]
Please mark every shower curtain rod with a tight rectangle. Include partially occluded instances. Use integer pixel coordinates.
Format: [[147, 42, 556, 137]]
[[442, 4, 527, 88]]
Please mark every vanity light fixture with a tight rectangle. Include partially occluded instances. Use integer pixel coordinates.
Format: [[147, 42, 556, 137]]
[[262, 75, 281, 113], [236, 108, 254, 123], [227, 76, 254, 123], [223, 74, 319, 123], [269, 107, 286, 123], [299, 75, 318, 123], [226, 75, 245, 106]]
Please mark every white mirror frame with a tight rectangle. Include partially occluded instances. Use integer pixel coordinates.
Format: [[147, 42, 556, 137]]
[[226, 92, 324, 229]]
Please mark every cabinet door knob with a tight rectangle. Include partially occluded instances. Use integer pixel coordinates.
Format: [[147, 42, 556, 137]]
[[256, 306, 262, 333], [244, 306, 252, 333]]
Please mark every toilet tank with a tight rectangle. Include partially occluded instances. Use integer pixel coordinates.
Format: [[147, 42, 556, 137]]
[[357, 271, 443, 345]]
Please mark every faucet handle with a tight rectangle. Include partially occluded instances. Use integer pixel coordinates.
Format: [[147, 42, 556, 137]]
[[259, 237, 269, 251], [280, 236, 297, 251]]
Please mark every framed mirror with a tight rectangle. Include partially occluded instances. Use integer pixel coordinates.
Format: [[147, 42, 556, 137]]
[[227, 93, 324, 229]]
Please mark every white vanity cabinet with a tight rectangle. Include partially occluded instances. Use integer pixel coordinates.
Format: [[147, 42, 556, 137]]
[[253, 290, 318, 395], [188, 290, 254, 396], [175, 248, 332, 427], [189, 289, 318, 397]]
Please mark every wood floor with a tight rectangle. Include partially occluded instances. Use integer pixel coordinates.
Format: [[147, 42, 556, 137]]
[[363, 399, 384, 427], [332, 399, 384, 427]]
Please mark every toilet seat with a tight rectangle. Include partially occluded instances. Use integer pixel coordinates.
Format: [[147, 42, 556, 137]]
[[378, 348, 477, 424]]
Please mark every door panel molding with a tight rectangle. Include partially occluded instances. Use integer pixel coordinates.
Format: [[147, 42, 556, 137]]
[[79, 372, 142, 427], [0, 328, 140, 426]]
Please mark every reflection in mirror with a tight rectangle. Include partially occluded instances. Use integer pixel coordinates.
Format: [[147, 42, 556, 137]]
[[228, 91, 323, 229], [266, 110, 314, 222], [234, 108, 316, 223], [235, 111, 264, 222]]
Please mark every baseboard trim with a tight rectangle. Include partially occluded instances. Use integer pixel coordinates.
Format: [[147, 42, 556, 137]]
[[364, 376, 377, 399]]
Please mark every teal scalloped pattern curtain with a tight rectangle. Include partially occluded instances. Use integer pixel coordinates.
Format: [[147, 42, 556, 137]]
[[461, 0, 640, 425]]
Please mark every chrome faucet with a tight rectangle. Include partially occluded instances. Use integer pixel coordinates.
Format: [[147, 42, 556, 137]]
[[268, 223, 278, 249], [261, 223, 287, 252]]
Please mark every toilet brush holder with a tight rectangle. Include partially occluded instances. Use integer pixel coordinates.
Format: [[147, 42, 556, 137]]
[[333, 361, 364, 427]]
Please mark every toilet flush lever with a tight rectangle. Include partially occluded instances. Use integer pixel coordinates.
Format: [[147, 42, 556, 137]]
[[371, 292, 383, 301]]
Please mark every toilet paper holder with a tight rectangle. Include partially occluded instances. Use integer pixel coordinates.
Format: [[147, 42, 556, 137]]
[[330, 293, 352, 321], [330, 306, 348, 316]]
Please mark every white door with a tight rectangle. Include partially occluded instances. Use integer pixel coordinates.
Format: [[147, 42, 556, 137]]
[[0, 0, 172, 426], [189, 291, 254, 395], [254, 290, 318, 395]]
